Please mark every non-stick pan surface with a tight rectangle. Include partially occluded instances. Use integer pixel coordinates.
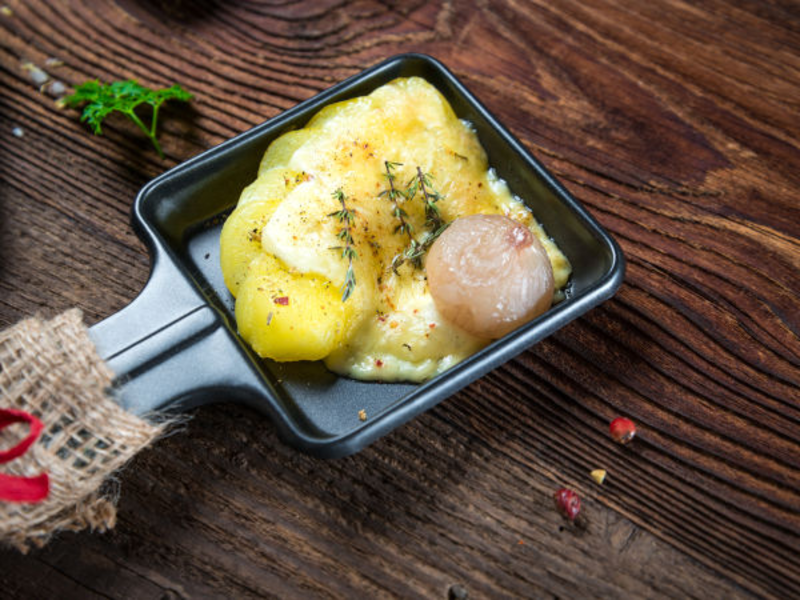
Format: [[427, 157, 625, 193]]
[[88, 54, 625, 459]]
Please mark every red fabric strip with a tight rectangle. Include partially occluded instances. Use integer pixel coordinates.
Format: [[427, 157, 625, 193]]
[[0, 408, 44, 463], [0, 472, 50, 502], [0, 408, 49, 502]]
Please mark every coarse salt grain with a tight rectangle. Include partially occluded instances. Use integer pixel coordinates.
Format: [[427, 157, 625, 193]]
[[47, 80, 67, 97], [22, 62, 49, 86]]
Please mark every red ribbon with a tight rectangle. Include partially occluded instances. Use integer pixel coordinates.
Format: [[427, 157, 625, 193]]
[[0, 409, 49, 503]]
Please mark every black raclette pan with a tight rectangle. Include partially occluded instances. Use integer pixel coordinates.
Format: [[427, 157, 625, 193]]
[[88, 54, 625, 459]]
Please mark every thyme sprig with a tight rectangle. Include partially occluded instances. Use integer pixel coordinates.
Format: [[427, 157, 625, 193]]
[[390, 222, 449, 273], [410, 167, 446, 232], [379, 160, 414, 240], [329, 188, 358, 302], [387, 165, 449, 273]]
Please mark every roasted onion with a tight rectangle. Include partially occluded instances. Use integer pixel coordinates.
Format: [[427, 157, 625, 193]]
[[426, 214, 555, 339]]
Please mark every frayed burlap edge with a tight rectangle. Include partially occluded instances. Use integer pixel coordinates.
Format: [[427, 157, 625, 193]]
[[0, 309, 167, 553]]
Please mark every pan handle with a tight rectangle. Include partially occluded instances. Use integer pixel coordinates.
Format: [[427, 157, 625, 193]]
[[89, 253, 206, 363], [89, 255, 269, 416]]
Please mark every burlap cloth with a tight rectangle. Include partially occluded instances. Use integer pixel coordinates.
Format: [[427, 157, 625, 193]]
[[0, 309, 166, 552]]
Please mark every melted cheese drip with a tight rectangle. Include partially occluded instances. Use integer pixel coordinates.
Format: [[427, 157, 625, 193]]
[[221, 77, 571, 382]]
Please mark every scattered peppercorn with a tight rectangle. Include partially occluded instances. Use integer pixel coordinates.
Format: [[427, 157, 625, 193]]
[[554, 488, 581, 522], [274, 296, 289, 306], [609, 417, 637, 444]]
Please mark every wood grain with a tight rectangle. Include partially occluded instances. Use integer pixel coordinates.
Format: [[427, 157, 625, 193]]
[[1, 0, 798, 597]]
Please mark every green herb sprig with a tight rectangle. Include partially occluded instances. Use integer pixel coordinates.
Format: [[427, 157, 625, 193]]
[[61, 79, 193, 158], [387, 165, 449, 273], [329, 188, 358, 302], [379, 160, 414, 240], [411, 167, 446, 232], [390, 223, 448, 273]]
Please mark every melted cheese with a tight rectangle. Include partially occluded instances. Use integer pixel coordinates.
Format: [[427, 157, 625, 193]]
[[220, 77, 571, 382]]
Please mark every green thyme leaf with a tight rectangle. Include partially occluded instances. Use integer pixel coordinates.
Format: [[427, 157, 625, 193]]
[[390, 166, 449, 273], [330, 188, 358, 302]]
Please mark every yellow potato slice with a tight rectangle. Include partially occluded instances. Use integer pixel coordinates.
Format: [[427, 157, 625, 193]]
[[234, 253, 361, 362], [238, 167, 308, 207], [258, 129, 317, 173], [305, 97, 373, 130], [220, 200, 281, 295]]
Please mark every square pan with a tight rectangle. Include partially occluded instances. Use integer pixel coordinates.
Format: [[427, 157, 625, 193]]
[[89, 53, 625, 458]]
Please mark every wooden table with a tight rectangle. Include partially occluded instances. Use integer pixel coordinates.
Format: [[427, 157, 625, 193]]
[[1, 1, 798, 598]]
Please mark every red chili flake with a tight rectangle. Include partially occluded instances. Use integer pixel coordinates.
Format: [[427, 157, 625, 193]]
[[429, 323, 436, 329], [554, 488, 581, 522], [274, 296, 289, 306], [609, 417, 637, 444], [375, 359, 384, 367]]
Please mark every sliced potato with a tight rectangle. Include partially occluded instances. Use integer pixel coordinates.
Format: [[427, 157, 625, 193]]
[[220, 200, 281, 295], [238, 167, 309, 206], [258, 129, 317, 173], [234, 253, 362, 362]]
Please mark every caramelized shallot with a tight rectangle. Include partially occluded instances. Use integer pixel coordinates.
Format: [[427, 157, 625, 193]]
[[426, 214, 554, 339]]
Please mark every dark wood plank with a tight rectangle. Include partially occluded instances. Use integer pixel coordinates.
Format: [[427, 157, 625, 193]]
[[0, 405, 753, 599], [1, 0, 798, 598]]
